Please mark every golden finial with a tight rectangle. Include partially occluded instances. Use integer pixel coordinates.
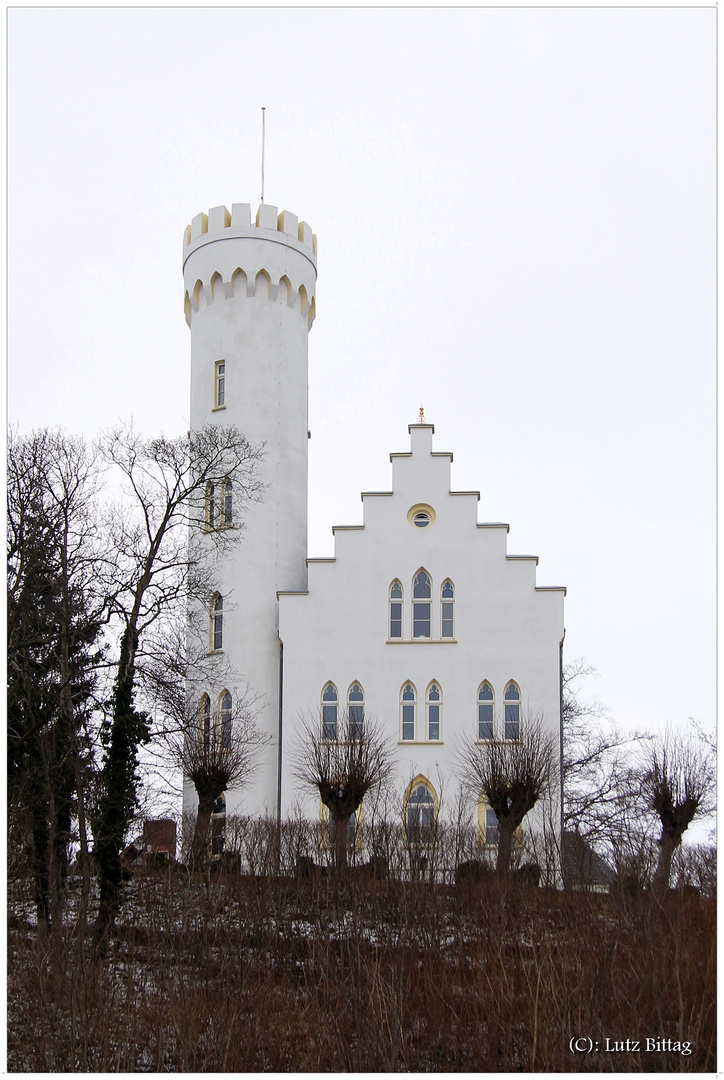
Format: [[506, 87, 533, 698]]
[[418, 404, 425, 423]]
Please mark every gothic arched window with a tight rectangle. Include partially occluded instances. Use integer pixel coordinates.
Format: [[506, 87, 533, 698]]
[[347, 682, 364, 740], [504, 681, 521, 740], [441, 580, 454, 638], [219, 690, 232, 749], [322, 683, 338, 741], [210, 594, 224, 652], [478, 681, 494, 741], [222, 478, 233, 526], [205, 482, 216, 530], [412, 570, 431, 638], [389, 581, 403, 638], [405, 777, 437, 846], [400, 682, 416, 742], [426, 682, 442, 741], [199, 694, 211, 752]]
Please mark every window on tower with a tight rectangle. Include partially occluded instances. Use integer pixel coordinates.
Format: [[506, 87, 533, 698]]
[[210, 593, 224, 652], [477, 681, 494, 740], [222, 478, 232, 526], [214, 360, 226, 409], [347, 683, 364, 740]]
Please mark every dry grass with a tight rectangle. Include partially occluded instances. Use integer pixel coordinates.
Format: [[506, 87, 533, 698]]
[[7, 838, 716, 1072]]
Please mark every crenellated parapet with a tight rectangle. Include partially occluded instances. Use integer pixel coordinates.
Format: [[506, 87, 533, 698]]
[[182, 202, 317, 329]]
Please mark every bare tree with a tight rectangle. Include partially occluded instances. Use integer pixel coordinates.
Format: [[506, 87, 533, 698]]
[[177, 706, 266, 871], [93, 422, 262, 935], [562, 658, 645, 855], [457, 715, 556, 874], [642, 726, 715, 895], [293, 714, 394, 870]]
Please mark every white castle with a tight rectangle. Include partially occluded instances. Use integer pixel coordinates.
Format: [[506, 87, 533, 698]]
[[181, 200, 566, 853]]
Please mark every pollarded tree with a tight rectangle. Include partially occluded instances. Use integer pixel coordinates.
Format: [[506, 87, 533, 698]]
[[457, 715, 556, 875], [642, 726, 715, 895], [93, 422, 262, 935], [293, 714, 394, 870]]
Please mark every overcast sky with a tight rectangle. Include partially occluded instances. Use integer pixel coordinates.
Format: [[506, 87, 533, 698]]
[[8, 7, 715, 739]]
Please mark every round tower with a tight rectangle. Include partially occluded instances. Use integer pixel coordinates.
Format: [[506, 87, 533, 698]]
[[182, 201, 317, 813]]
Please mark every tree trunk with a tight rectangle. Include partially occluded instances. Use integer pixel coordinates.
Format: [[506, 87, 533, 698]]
[[331, 812, 351, 871], [496, 822, 514, 875], [95, 627, 146, 939], [191, 793, 216, 872], [653, 830, 680, 896]]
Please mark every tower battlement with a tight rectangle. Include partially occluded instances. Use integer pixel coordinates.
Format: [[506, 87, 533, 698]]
[[182, 202, 317, 328], [183, 203, 317, 263]]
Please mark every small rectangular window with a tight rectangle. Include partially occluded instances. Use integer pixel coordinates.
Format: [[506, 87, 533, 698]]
[[402, 705, 415, 741], [390, 602, 402, 638], [441, 602, 454, 638], [428, 705, 439, 741], [215, 360, 226, 408]]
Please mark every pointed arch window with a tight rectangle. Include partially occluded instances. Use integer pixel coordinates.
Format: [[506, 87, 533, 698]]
[[504, 681, 521, 740], [412, 570, 431, 638], [441, 580, 454, 638], [347, 683, 364, 740], [205, 482, 216, 530], [426, 682, 441, 741], [478, 682, 494, 741], [405, 777, 437, 846], [322, 683, 338, 741], [210, 594, 224, 652], [389, 581, 403, 638], [199, 694, 211, 752], [400, 682, 416, 741], [222, 478, 233, 526], [219, 691, 232, 749]]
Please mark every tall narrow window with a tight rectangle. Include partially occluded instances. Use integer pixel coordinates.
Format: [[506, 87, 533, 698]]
[[219, 691, 232, 749], [441, 580, 454, 638], [222, 478, 233, 525], [426, 682, 441, 741], [412, 570, 431, 638], [322, 683, 338, 741], [478, 682, 494, 740], [405, 778, 437, 845], [389, 581, 403, 638], [199, 694, 211, 752], [211, 594, 223, 651], [215, 360, 226, 408], [347, 683, 364, 740], [205, 482, 216, 529], [504, 681, 520, 740], [401, 682, 416, 741]]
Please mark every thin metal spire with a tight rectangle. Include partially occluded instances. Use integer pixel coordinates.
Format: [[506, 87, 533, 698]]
[[260, 107, 266, 204]]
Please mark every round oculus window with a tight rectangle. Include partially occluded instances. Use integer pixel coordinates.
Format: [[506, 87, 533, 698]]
[[407, 504, 436, 528]]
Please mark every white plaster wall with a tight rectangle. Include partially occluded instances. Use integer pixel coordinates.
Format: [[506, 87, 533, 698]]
[[278, 424, 565, 839]]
